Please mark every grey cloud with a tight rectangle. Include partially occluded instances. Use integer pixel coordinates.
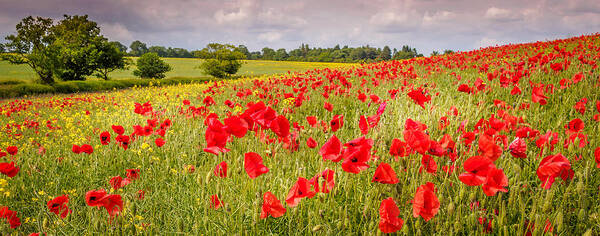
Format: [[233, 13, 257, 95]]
[[0, 0, 599, 55]]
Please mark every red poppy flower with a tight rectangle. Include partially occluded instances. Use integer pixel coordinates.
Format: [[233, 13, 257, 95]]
[[261, 192, 286, 219], [537, 153, 573, 189], [270, 115, 290, 138], [566, 118, 584, 134], [182, 99, 191, 105], [574, 98, 588, 115], [319, 135, 342, 162], [531, 84, 548, 105], [511, 85, 522, 95], [412, 182, 440, 222], [80, 144, 93, 154], [389, 139, 410, 158], [115, 135, 130, 150], [595, 147, 600, 168], [324, 102, 333, 112], [72, 145, 81, 154], [311, 169, 335, 193], [100, 131, 111, 145], [109, 176, 131, 190], [306, 137, 317, 148], [341, 136, 373, 174], [482, 168, 508, 196], [47, 195, 70, 218], [0, 206, 21, 228], [286, 177, 317, 207], [210, 195, 223, 209], [403, 128, 430, 154], [244, 152, 269, 179], [509, 138, 527, 158], [111, 125, 125, 135], [419, 154, 437, 174], [6, 146, 17, 156], [203, 96, 215, 106], [0, 162, 19, 178], [359, 115, 369, 135], [155, 137, 166, 147], [459, 156, 495, 186], [330, 114, 344, 132], [224, 116, 249, 138], [379, 197, 404, 233], [306, 116, 317, 127], [478, 134, 502, 161], [214, 161, 228, 178], [86, 189, 108, 207], [407, 88, 431, 109], [101, 194, 123, 218], [372, 163, 399, 184], [126, 169, 140, 180], [137, 189, 146, 200]]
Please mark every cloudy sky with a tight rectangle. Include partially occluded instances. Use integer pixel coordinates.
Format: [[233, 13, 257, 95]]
[[1, 0, 599, 54]]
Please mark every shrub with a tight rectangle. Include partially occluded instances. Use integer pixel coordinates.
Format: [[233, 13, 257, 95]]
[[13, 83, 55, 96], [133, 53, 172, 79]]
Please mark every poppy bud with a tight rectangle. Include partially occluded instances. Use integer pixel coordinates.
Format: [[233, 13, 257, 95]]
[[469, 191, 477, 202], [447, 203, 455, 216], [204, 171, 211, 185], [312, 225, 323, 232], [583, 229, 593, 236], [453, 221, 462, 233], [578, 209, 586, 222], [556, 211, 563, 232], [576, 181, 584, 195]]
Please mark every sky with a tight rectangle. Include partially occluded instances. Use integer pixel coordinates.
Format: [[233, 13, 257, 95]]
[[1, 0, 599, 55]]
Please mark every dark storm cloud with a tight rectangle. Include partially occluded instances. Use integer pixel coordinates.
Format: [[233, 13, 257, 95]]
[[1, 0, 599, 54]]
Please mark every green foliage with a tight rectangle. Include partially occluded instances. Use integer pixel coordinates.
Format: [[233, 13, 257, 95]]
[[129, 40, 148, 57], [2, 15, 128, 83], [198, 43, 245, 78], [133, 52, 172, 79], [1, 16, 58, 84], [52, 15, 106, 81], [94, 40, 129, 80], [110, 41, 128, 53]]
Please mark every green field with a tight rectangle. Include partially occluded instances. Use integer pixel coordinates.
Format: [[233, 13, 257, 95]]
[[0, 58, 352, 83]]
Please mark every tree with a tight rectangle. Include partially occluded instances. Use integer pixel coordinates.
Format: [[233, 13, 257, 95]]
[[274, 48, 288, 61], [110, 41, 127, 53], [1, 16, 58, 84], [443, 49, 454, 55], [261, 47, 275, 60], [133, 52, 172, 79], [235, 45, 250, 59], [0, 44, 4, 53], [381, 46, 392, 60], [430, 51, 440, 56], [94, 40, 129, 80], [199, 43, 245, 78], [51, 15, 105, 81], [129, 40, 148, 57]]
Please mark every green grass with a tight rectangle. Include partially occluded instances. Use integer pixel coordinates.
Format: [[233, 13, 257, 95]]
[[0, 58, 351, 83], [0, 35, 598, 235]]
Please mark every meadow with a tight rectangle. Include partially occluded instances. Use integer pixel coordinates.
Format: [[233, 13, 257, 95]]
[[0, 34, 599, 235], [0, 58, 350, 83]]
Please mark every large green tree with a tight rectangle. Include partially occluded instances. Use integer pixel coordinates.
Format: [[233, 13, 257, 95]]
[[1, 16, 58, 84], [199, 44, 245, 78], [133, 52, 172, 79], [94, 40, 129, 80], [129, 40, 148, 57], [51, 15, 105, 81]]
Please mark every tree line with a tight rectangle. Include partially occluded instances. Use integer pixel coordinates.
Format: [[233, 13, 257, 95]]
[[1, 15, 454, 83], [123, 41, 426, 63]]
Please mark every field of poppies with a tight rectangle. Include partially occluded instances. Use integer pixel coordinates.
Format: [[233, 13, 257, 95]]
[[0, 34, 599, 235]]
